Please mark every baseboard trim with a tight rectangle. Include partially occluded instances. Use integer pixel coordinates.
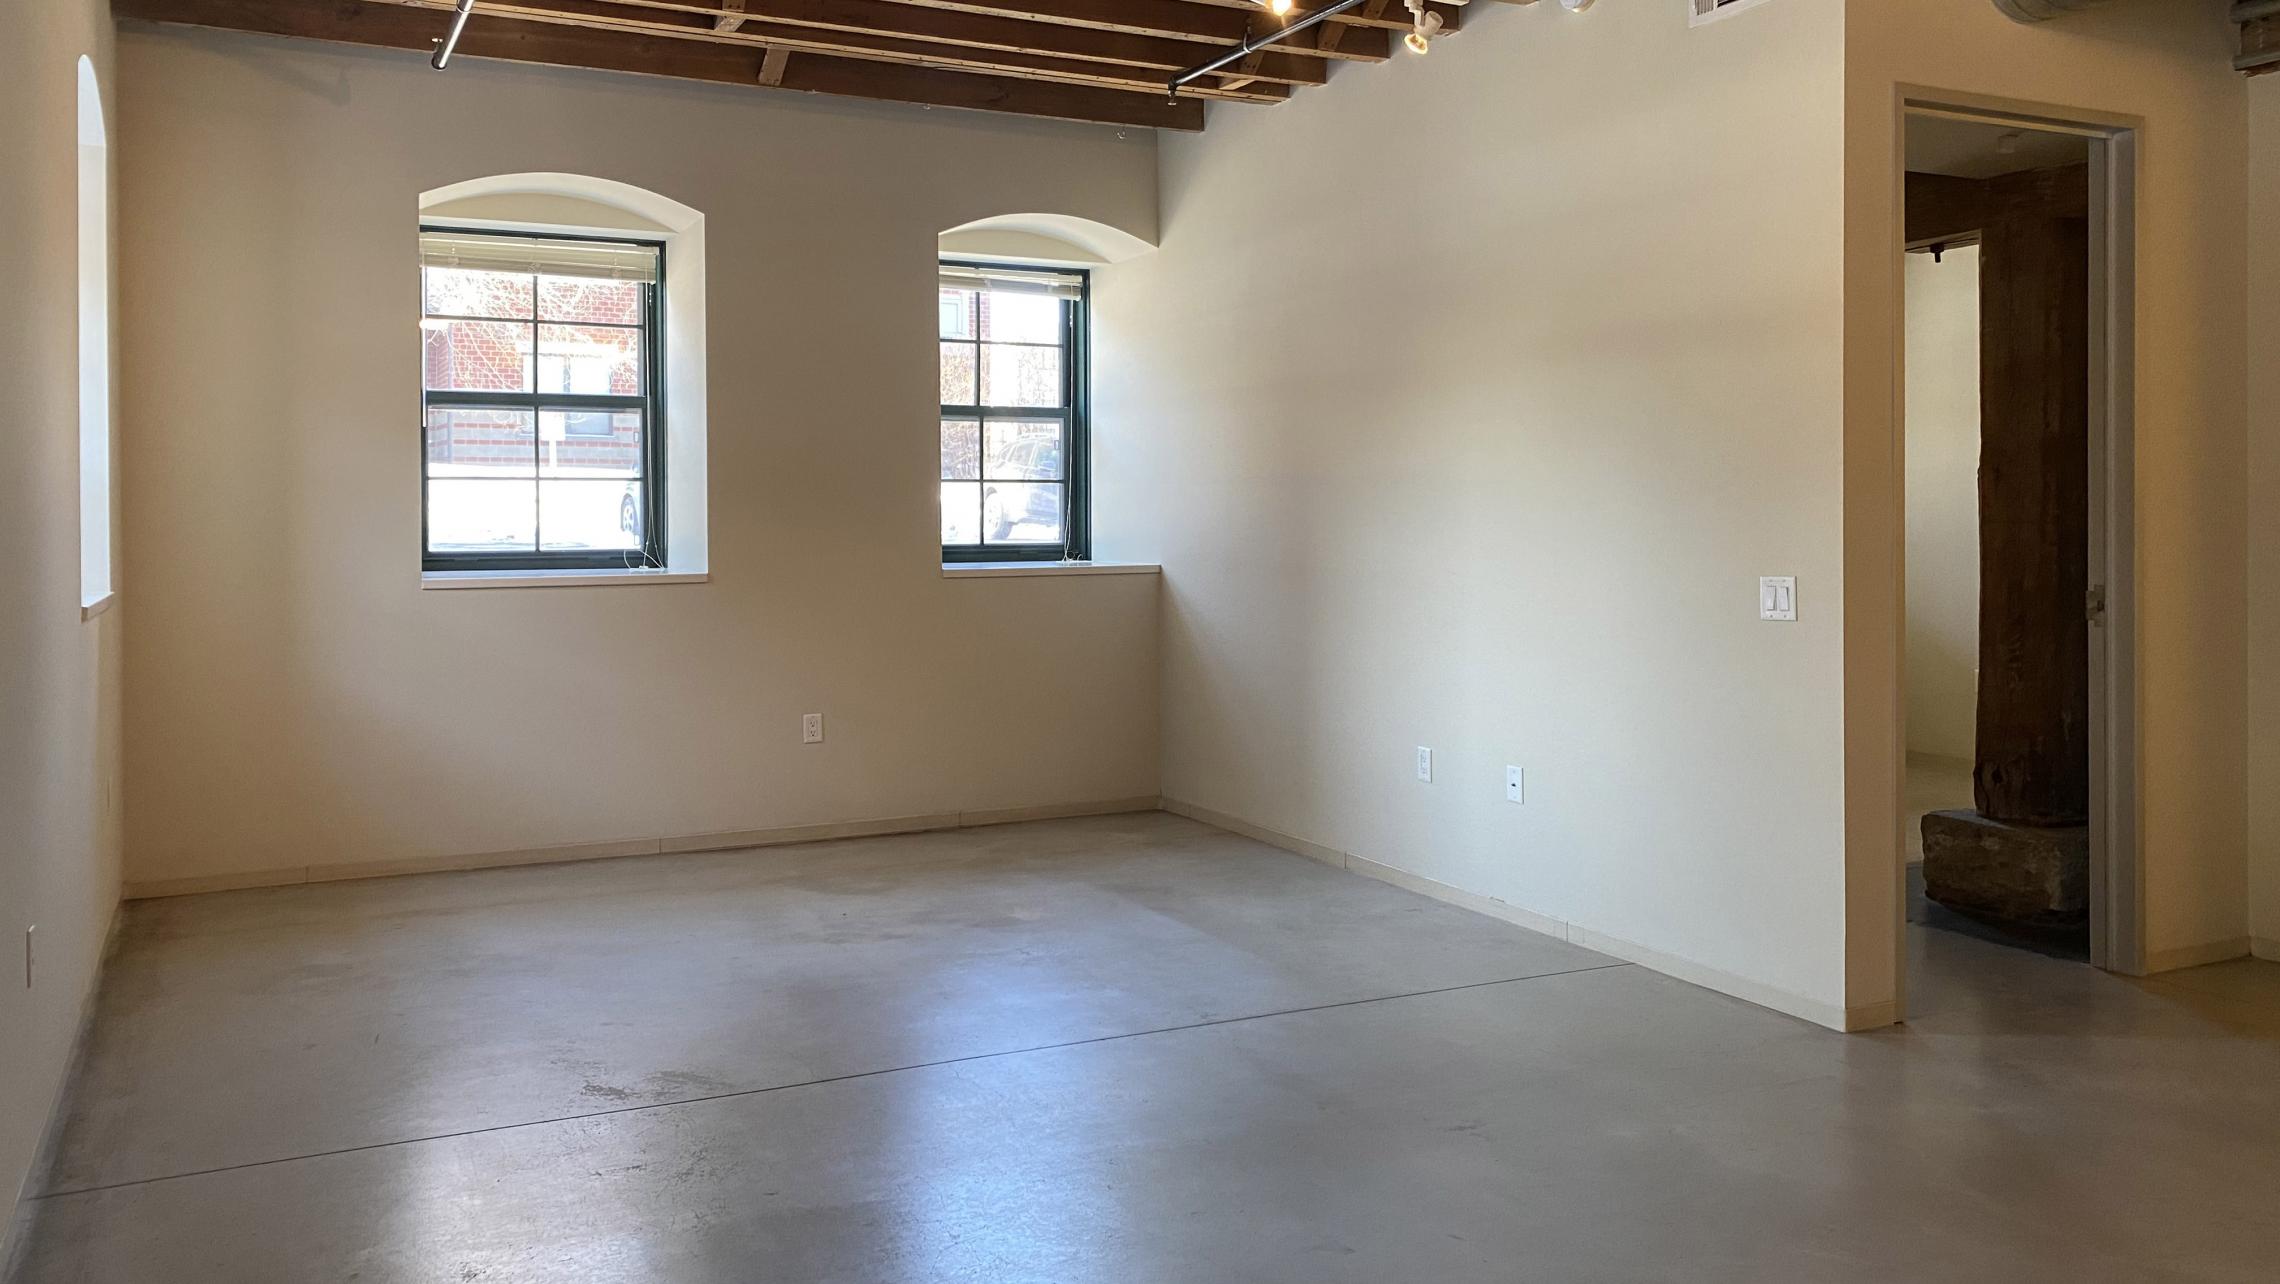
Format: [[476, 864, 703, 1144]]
[[121, 796, 1165, 899], [1160, 797, 1872, 1032], [2145, 936, 2253, 973]]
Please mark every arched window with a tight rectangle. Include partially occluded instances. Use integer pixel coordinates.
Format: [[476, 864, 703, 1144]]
[[78, 56, 113, 613], [416, 175, 708, 581], [934, 214, 1151, 564]]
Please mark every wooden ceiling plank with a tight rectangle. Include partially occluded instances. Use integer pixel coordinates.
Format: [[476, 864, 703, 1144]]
[[114, 0, 1208, 128], [1181, 0, 1460, 32], [876, 0, 1391, 61], [757, 42, 790, 80], [716, 0, 746, 30], [1317, 0, 1387, 53], [360, 0, 1294, 98], [386, 0, 1332, 84]]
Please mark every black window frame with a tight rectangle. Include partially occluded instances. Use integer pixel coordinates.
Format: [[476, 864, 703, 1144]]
[[938, 259, 1091, 564], [420, 224, 668, 573]]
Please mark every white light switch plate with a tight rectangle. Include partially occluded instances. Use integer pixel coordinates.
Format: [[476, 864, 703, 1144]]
[[1505, 766, 1525, 804], [1416, 747, 1433, 783], [1759, 576, 1797, 622]]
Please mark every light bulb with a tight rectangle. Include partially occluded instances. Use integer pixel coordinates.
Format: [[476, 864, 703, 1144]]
[[1404, 29, 1430, 54], [1264, 0, 1293, 13]]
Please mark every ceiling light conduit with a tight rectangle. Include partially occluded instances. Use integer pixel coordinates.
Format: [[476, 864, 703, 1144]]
[[431, 0, 475, 70], [1168, 0, 1372, 101]]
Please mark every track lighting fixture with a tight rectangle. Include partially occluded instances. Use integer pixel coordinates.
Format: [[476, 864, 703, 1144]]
[[1403, 0, 1442, 54]]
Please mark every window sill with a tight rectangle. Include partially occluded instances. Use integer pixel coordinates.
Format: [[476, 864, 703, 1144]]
[[941, 561, 1161, 579], [421, 569, 709, 590], [81, 592, 118, 622]]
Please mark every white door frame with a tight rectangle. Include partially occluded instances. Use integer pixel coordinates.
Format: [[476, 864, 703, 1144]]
[[1896, 96, 2144, 979]]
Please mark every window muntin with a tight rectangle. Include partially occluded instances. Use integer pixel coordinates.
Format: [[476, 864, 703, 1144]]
[[420, 228, 663, 570], [938, 262, 1088, 561]]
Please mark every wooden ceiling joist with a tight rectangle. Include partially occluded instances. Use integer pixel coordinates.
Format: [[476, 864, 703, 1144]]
[[426, 0, 1337, 86], [361, 0, 1298, 101], [117, 0, 1455, 129]]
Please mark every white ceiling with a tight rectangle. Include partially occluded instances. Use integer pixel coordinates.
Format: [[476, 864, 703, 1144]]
[[1905, 115, 2088, 179]]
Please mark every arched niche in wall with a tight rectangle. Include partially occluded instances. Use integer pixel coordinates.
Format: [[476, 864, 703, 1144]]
[[418, 173, 710, 574], [937, 213, 1156, 269]]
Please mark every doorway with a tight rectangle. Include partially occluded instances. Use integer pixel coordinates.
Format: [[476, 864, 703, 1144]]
[[1897, 101, 2140, 977]]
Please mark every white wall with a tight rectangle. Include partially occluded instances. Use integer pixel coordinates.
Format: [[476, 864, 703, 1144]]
[[116, 26, 1163, 889], [1902, 247, 1980, 765], [2250, 75, 2280, 963], [0, 0, 124, 1237], [1098, 0, 1857, 1026], [1843, 0, 2251, 982]]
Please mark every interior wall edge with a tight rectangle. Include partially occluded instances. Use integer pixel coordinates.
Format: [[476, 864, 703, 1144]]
[[1161, 798, 1872, 1034]]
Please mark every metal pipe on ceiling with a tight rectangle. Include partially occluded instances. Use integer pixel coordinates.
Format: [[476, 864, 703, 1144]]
[[1168, 0, 1372, 101], [432, 0, 476, 70]]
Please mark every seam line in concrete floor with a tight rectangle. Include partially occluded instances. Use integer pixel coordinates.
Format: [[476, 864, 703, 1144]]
[[33, 960, 1635, 1203]]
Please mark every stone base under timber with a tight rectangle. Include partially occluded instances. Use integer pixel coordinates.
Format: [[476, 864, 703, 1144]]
[[1920, 810, 2089, 928]]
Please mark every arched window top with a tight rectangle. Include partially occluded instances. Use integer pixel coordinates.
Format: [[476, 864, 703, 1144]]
[[419, 172, 702, 237], [938, 213, 1154, 268]]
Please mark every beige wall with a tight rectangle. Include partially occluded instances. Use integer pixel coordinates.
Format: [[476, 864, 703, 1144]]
[[1902, 246, 1980, 765], [1098, 0, 1858, 1026], [1843, 0, 2250, 988], [2251, 75, 2279, 962], [115, 26, 1161, 887], [0, 0, 124, 1229]]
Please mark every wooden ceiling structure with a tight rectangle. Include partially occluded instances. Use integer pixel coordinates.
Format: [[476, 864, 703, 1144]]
[[113, 0, 1468, 131]]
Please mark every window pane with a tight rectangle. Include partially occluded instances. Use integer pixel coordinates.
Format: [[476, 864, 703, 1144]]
[[980, 291, 1061, 345], [984, 420, 1062, 481], [424, 319, 531, 393], [939, 288, 977, 340], [427, 479, 536, 552], [424, 267, 532, 320], [982, 482, 1063, 545], [541, 410, 642, 478], [982, 342, 1061, 408], [537, 324, 641, 396], [539, 276, 642, 325], [940, 481, 981, 545], [425, 407, 535, 478], [940, 342, 977, 406], [941, 419, 980, 480], [539, 479, 643, 552]]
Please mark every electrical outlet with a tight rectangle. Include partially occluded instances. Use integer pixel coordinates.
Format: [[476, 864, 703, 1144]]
[[1505, 766, 1525, 804], [801, 713, 825, 744], [1416, 746, 1433, 783]]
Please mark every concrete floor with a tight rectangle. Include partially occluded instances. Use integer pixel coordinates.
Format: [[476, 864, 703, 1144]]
[[7, 812, 2277, 1282]]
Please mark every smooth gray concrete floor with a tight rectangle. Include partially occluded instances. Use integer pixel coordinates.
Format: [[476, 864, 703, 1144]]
[[7, 812, 2277, 1282]]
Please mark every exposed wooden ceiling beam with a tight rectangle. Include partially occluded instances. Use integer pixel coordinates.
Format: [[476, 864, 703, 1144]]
[[1316, 0, 1388, 54], [879, 0, 1393, 60], [460, 0, 1342, 81], [1187, 0, 1460, 32], [115, 0, 1207, 129], [361, 0, 1297, 98], [2241, 12, 2280, 75]]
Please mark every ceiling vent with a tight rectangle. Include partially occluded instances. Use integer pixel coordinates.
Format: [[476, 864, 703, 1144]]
[[1690, 0, 1774, 26]]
